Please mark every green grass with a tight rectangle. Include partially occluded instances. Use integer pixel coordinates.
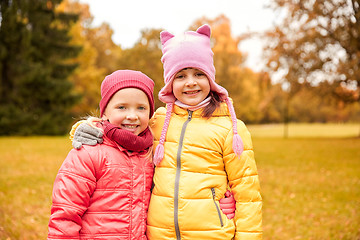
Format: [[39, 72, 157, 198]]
[[0, 137, 71, 240], [254, 137, 360, 240], [0, 124, 359, 239], [248, 123, 360, 138]]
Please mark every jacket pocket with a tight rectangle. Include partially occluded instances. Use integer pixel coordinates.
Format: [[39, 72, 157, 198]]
[[211, 188, 224, 227]]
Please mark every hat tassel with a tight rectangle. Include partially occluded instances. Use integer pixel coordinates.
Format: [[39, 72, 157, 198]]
[[232, 134, 244, 156], [153, 103, 173, 166], [225, 97, 244, 156], [153, 144, 164, 166]]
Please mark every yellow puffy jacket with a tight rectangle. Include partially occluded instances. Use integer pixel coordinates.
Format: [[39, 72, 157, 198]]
[[147, 103, 262, 240]]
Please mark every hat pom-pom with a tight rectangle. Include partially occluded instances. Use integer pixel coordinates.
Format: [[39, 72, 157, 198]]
[[153, 144, 165, 166], [232, 134, 244, 156]]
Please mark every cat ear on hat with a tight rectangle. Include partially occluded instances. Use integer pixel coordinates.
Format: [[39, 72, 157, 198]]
[[160, 31, 175, 45], [196, 24, 211, 37]]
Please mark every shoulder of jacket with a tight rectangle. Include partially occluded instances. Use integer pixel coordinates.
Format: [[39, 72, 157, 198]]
[[210, 114, 250, 138], [236, 118, 248, 129], [154, 106, 167, 116], [71, 144, 124, 172], [152, 107, 168, 124], [72, 144, 107, 161]]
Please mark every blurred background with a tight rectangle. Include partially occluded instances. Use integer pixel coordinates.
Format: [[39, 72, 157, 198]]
[[0, 0, 359, 239], [1, 0, 359, 135]]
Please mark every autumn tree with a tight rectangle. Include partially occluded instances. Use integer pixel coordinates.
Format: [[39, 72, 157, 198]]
[[59, 0, 110, 117], [264, 0, 360, 102], [0, 0, 80, 135], [117, 28, 164, 109], [257, 72, 285, 123], [86, 23, 122, 75], [61, 1, 163, 115]]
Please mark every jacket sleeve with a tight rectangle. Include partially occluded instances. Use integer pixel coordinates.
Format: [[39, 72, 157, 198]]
[[223, 120, 262, 240], [48, 148, 97, 240]]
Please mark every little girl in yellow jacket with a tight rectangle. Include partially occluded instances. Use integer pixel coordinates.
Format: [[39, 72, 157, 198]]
[[146, 25, 262, 240]]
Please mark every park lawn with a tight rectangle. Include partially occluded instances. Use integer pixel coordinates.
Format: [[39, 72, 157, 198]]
[[0, 124, 359, 239], [0, 137, 71, 239], [255, 137, 360, 239], [248, 123, 360, 138]]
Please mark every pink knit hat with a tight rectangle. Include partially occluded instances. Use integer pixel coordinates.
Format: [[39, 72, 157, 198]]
[[99, 70, 155, 117], [153, 25, 244, 166], [158, 24, 228, 103]]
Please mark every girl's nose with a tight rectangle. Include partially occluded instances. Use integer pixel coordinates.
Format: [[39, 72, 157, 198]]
[[185, 78, 197, 87], [126, 113, 139, 120]]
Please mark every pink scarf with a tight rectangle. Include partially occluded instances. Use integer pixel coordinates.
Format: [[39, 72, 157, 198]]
[[102, 121, 153, 153], [174, 97, 211, 111]]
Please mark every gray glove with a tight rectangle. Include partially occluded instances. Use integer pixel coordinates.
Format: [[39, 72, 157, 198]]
[[72, 122, 104, 149]]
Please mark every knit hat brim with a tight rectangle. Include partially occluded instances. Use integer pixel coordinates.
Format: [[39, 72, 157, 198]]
[[99, 70, 155, 117]]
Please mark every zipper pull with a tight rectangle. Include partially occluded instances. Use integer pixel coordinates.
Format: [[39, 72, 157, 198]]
[[211, 188, 216, 199], [187, 110, 193, 120]]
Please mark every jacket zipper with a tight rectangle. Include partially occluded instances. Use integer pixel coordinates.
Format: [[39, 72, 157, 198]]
[[174, 110, 193, 240], [211, 188, 224, 227]]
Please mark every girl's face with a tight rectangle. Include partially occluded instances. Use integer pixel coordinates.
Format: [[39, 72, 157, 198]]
[[172, 68, 210, 106], [102, 88, 150, 135]]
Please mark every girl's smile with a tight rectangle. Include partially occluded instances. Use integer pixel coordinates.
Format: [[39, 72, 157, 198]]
[[121, 123, 139, 131], [184, 90, 201, 95]]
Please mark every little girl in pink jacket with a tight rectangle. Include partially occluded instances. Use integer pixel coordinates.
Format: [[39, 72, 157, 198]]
[[48, 70, 155, 239]]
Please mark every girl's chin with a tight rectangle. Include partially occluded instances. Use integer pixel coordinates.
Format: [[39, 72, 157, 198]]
[[183, 100, 202, 106]]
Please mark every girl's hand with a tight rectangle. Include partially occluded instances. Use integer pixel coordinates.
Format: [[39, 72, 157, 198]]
[[72, 122, 103, 149], [219, 190, 235, 219]]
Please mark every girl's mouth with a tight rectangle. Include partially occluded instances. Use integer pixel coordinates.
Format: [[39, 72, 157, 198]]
[[121, 124, 139, 131], [184, 90, 200, 95]]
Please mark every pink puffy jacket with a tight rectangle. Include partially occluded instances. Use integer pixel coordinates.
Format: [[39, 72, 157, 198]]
[[48, 135, 154, 240]]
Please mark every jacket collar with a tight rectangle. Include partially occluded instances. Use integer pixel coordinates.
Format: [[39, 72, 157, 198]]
[[173, 101, 230, 117]]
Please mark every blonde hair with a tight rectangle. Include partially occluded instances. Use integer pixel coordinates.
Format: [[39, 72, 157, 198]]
[[86, 116, 104, 132]]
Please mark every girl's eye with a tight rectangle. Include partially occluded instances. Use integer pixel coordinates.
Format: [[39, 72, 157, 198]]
[[138, 106, 146, 110], [196, 72, 205, 77], [118, 106, 125, 110], [175, 74, 184, 79]]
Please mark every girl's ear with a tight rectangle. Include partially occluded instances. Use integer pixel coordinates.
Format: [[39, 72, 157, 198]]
[[160, 31, 175, 45], [196, 24, 211, 38]]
